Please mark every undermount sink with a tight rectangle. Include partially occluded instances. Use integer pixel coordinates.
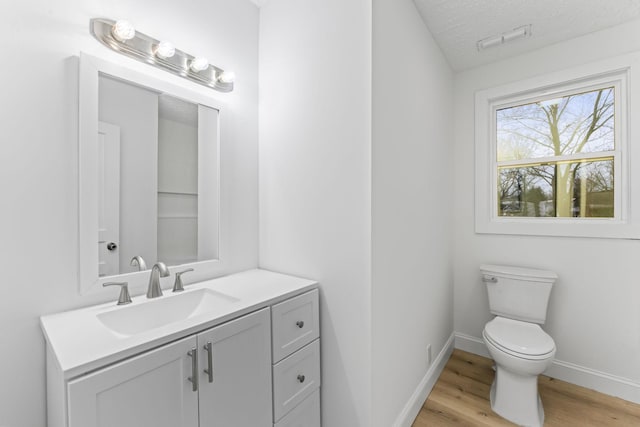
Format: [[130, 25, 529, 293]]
[[97, 288, 241, 336]]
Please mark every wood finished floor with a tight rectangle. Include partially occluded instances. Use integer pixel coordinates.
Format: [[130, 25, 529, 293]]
[[412, 349, 640, 426]]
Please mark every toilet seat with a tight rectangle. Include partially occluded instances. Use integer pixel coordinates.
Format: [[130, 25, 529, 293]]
[[484, 317, 555, 360]]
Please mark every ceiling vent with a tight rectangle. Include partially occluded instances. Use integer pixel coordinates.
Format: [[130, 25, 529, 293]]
[[477, 25, 532, 51]]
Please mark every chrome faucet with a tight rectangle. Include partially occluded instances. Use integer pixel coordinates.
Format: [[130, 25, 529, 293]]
[[147, 262, 170, 298], [130, 255, 147, 271]]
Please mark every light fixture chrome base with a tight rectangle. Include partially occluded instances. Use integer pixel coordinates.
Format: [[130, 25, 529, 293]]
[[90, 18, 233, 93]]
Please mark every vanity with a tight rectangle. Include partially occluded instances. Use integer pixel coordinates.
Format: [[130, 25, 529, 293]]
[[41, 269, 321, 427], [46, 34, 323, 426]]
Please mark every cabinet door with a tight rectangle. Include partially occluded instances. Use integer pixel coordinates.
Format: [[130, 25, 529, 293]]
[[67, 335, 199, 427], [198, 308, 272, 427]]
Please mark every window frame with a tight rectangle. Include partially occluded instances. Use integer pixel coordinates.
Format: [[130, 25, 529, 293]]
[[475, 53, 640, 239]]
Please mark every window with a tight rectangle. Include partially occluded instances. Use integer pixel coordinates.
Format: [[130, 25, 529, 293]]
[[496, 87, 616, 219], [475, 54, 640, 238]]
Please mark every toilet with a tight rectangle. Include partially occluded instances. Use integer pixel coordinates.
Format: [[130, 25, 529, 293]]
[[480, 264, 557, 427]]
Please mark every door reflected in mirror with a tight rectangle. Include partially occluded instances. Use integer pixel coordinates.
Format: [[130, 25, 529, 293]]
[[97, 74, 219, 276]]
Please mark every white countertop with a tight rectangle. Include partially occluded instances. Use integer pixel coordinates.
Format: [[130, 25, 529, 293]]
[[41, 269, 317, 379]]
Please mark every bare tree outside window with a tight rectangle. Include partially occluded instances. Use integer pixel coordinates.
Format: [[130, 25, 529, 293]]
[[496, 87, 615, 218]]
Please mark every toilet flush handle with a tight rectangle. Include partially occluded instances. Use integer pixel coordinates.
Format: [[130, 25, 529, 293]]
[[482, 276, 498, 283]]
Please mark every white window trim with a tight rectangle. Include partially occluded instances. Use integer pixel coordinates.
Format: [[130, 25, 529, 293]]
[[475, 52, 640, 239]]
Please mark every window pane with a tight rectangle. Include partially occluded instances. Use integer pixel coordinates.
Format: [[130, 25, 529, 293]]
[[498, 159, 614, 218], [571, 159, 614, 218], [497, 87, 615, 161], [498, 165, 555, 217]]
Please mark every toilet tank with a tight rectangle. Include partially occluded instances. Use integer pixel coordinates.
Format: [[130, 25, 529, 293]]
[[481, 264, 557, 324]]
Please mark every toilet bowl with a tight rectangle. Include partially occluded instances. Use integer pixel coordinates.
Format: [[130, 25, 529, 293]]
[[480, 264, 557, 427], [483, 316, 555, 427]]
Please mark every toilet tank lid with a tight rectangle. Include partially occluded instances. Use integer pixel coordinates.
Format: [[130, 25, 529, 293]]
[[480, 264, 558, 280]]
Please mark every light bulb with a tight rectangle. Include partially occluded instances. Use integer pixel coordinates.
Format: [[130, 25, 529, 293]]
[[189, 57, 209, 72], [112, 20, 135, 42], [154, 41, 175, 59], [218, 71, 235, 84]]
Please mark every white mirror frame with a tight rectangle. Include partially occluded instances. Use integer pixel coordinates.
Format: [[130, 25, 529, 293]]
[[78, 52, 223, 295]]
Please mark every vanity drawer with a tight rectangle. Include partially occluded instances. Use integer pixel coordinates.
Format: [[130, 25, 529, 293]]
[[274, 388, 320, 427], [273, 339, 321, 422], [272, 289, 319, 362]]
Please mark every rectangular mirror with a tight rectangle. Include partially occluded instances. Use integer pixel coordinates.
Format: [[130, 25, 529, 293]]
[[79, 53, 221, 294]]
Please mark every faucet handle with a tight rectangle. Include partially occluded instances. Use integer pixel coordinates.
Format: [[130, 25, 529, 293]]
[[130, 256, 147, 271], [173, 268, 194, 293], [103, 282, 132, 305]]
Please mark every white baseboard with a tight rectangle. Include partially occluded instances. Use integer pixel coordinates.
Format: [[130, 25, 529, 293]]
[[454, 332, 640, 404], [545, 359, 640, 404], [454, 332, 489, 358], [393, 333, 455, 427]]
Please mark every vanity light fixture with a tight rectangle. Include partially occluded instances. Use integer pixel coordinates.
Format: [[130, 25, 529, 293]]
[[90, 18, 234, 92], [477, 24, 532, 51]]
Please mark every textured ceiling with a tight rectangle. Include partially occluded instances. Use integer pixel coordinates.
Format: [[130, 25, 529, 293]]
[[413, 0, 640, 71]]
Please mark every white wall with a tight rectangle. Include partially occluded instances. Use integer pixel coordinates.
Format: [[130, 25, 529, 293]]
[[371, 0, 453, 426], [453, 20, 640, 397], [258, 0, 373, 425], [0, 1, 259, 425]]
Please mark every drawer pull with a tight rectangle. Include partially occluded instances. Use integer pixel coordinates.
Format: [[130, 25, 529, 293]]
[[296, 320, 304, 328], [297, 374, 306, 383], [203, 342, 213, 383], [187, 348, 198, 392]]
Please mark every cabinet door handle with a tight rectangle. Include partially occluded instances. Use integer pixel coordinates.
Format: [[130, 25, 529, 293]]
[[296, 321, 304, 328], [297, 374, 306, 383], [203, 342, 213, 383], [187, 348, 198, 392]]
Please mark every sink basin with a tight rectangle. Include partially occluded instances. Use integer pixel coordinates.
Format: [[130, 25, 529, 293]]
[[97, 289, 240, 336]]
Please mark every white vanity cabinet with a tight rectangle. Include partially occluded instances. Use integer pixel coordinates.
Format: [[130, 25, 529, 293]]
[[66, 308, 271, 427], [42, 270, 320, 427]]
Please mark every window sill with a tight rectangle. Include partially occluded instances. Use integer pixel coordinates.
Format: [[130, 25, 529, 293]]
[[475, 216, 640, 239]]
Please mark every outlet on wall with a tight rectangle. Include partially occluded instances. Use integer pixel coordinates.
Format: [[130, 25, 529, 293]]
[[427, 344, 432, 365]]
